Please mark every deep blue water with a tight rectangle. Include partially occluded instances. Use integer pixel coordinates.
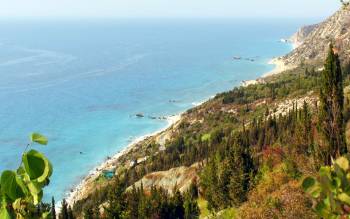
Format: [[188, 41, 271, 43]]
[[0, 19, 310, 201]]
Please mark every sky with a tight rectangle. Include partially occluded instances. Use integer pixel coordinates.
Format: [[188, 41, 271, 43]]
[[0, 0, 342, 19]]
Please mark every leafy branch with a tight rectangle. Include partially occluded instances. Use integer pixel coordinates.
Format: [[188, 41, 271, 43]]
[[302, 156, 350, 218], [0, 133, 52, 219]]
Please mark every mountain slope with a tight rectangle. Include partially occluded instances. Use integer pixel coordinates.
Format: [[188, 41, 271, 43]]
[[281, 8, 350, 68]]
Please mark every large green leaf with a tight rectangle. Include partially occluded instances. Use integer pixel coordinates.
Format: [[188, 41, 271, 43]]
[[0, 171, 25, 201], [22, 150, 52, 182], [0, 207, 11, 219], [30, 133, 48, 145]]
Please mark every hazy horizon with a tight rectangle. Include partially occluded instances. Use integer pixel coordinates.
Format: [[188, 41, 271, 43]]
[[0, 0, 342, 19]]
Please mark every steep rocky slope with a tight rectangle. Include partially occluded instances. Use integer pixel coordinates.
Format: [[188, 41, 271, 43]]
[[281, 8, 350, 68], [289, 24, 319, 47], [127, 163, 201, 194]]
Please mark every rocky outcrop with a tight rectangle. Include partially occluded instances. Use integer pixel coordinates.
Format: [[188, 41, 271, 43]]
[[281, 8, 350, 68], [289, 24, 319, 47], [127, 163, 201, 194]]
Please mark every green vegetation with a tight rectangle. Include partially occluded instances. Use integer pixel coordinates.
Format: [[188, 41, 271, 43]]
[[0, 133, 52, 219], [301, 45, 350, 218], [97, 179, 199, 219], [318, 45, 347, 164], [303, 156, 350, 218]]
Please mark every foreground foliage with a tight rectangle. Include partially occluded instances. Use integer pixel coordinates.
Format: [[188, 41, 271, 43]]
[[0, 133, 52, 219], [303, 156, 350, 218]]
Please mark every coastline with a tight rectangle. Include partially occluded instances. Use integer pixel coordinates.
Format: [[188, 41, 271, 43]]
[[66, 114, 181, 206], [65, 42, 297, 208], [263, 57, 293, 77], [242, 41, 298, 87], [241, 58, 291, 87]]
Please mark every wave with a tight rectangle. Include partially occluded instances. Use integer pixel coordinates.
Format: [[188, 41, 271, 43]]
[[0, 52, 148, 94], [0, 46, 76, 67]]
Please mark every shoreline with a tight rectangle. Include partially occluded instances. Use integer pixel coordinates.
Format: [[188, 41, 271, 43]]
[[242, 41, 298, 87], [65, 41, 297, 207], [65, 114, 182, 206], [241, 58, 290, 87]]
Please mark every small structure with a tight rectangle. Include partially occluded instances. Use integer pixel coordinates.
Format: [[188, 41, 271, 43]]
[[102, 169, 116, 180]]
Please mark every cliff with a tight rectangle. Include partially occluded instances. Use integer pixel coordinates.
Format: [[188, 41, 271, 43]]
[[281, 8, 350, 68], [289, 24, 319, 47]]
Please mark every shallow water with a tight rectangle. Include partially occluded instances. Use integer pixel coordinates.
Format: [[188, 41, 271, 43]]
[[0, 18, 310, 201]]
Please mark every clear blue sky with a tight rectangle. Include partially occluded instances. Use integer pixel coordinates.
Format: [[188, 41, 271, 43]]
[[0, 0, 341, 19]]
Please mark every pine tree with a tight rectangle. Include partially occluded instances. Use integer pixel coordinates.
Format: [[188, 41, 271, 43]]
[[318, 44, 347, 164], [184, 193, 200, 219], [105, 179, 125, 219], [59, 199, 69, 219], [68, 207, 74, 219], [227, 133, 254, 206], [187, 181, 199, 200], [83, 208, 94, 219], [172, 189, 185, 219], [51, 197, 56, 219]]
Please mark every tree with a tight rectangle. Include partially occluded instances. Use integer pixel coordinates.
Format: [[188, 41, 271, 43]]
[[318, 44, 347, 164], [104, 178, 126, 219], [52, 197, 57, 219], [172, 189, 185, 219], [184, 193, 200, 219], [341, 0, 350, 7], [68, 207, 74, 219], [60, 199, 69, 219]]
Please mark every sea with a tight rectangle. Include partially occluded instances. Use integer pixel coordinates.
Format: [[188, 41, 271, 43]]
[[0, 18, 318, 201]]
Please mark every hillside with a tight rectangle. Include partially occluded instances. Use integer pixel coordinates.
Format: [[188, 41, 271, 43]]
[[289, 24, 319, 47], [280, 8, 350, 68]]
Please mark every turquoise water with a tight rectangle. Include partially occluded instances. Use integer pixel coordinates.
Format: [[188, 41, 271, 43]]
[[0, 19, 306, 201]]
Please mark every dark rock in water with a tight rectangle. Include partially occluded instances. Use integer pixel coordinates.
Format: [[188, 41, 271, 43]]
[[233, 56, 242, 60], [136, 113, 144, 118], [245, 58, 255, 62], [80, 152, 83, 154], [148, 116, 157, 120]]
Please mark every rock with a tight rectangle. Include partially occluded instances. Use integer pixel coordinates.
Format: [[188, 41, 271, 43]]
[[136, 113, 144, 118], [127, 163, 201, 194], [233, 56, 242, 60], [289, 24, 319, 47]]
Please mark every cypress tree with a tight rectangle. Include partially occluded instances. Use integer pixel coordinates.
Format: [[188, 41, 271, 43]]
[[51, 197, 56, 219], [318, 44, 347, 164], [59, 199, 69, 219], [68, 207, 74, 219], [184, 193, 200, 219], [172, 189, 185, 219]]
